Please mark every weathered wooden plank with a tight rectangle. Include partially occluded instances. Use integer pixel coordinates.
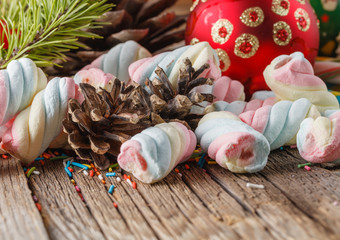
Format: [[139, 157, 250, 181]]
[[73, 168, 158, 240], [0, 158, 49, 240], [177, 163, 278, 240], [128, 171, 240, 240], [205, 154, 333, 240], [261, 149, 340, 236], [74, 165, 237, 240], [29, 160, 106, 240]]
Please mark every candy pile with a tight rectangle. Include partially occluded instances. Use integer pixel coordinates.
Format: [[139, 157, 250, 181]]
[[1, 41, 340, 184]]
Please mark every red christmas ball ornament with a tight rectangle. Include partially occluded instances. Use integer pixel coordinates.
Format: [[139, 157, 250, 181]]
[[185, 0, 320, 95]]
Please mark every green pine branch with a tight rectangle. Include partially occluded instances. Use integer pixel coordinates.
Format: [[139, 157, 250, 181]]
[[0, 0, 113, 69]]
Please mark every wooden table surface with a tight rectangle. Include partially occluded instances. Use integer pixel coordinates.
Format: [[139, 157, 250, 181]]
[[1, 148, 340, 240]]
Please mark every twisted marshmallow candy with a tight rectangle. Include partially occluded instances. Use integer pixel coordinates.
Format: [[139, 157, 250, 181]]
[[297, 110, 340, 163], [0, 58, 47, 128], [264, 52, 339, 113], [1, 77, 81, 163], [239, 98, 320, 150], [204, 97, 276, 115], [195, 112, 270, 173], [83, 40, 151, 83], [118, 122, 196, 183]]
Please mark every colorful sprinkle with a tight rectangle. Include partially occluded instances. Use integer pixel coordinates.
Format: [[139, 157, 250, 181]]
[[132, 182, 137, 189], [108, 185, 115, 194], [26, 167, 36, 178], [83, 170, 89, 176], [109, 168, 113, 172], [246, 182, 264, 189], [298, 162, 312, 168], [304, 165, 311, 171], [35, 203, 42, 212], [101, 179, 106, 184], [113, 202, 118, 208], [106, 172, 117, 177], [90, 170, 94, 177], [185, 164, 190, 170], [116, 177, 121, 183], [109, 163, 119, 169], [75, 186, 81, 193]]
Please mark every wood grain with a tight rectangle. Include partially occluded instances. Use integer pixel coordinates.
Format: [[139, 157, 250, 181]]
[[205, 150, 339, 240], [0, 158, 49, 240], [29, 160, 105, 240]]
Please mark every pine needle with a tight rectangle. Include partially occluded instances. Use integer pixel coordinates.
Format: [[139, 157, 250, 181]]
[[0, 0, 112, 69]]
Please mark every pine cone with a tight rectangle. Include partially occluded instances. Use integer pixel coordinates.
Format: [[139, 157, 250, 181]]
[[45, 0, 187, 76], [62, 78, 152, 169], [144, 58, 214, 128]]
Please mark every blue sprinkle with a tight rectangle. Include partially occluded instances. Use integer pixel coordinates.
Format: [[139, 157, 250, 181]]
[[23, 168, 27, 172], [280, 147, 284, 150], [198, 153, 206, 168], [108, 185, 115, 194], [106, 172, 116, 177], [66, 161, 71, 168], [34, 157, 44, 161], [71, 162, 89, 170]]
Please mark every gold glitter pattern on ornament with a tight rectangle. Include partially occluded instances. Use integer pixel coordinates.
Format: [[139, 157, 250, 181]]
[[295, 0, 305, 4], [190, 0, 199, 12], [240, 7, 264, 27], [190, 38, 200, 45], [294, 8, 310, 32], [272, 0, 290, 16], [216, 48, 230, 72], [273, 21, 292, 46], [211, 19, 234, 45], [190, 0, 208, 12], [234, 33, 259, 58]]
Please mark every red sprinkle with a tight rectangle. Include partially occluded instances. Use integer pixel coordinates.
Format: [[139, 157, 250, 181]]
[[90, 170, 94, 177], [2, 154, 9, 159], [185, 164, 190, 170], [39, 160, 45, 166], [35, 203, 42, 212], [68, 167, 74, 173], [123, 174, 128, 180], [304, 165, 311, 171], [174, 168, 180, 173], [101, 179, 106, 184], [113, 202, 118, 208], [132, 182, 137, 189]]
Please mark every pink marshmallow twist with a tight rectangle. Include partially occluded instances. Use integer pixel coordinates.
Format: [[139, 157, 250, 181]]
[[205, 97, 276, 116], [118, 122, 196, 183], [195, 111, 270, 173], [264, 52, 339, 113], [1, 77, 82, 163], [0, 58, 47, 134], [297, 110, 340, 163], [239, 98, 320, 150]]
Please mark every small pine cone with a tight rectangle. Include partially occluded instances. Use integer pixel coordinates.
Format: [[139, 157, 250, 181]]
[[63, 78, 151, 169], [145, 58, 215, 129]]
